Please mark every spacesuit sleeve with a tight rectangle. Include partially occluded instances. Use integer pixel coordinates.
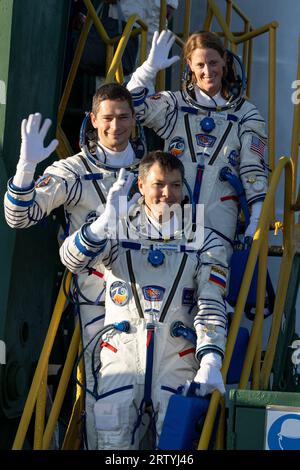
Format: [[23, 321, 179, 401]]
[[59, 222, 117, 274], [238, 101, 269, 206], [194, 229, 229, 360], [4, 158, 82, 229], [129, 87, 179, 140]]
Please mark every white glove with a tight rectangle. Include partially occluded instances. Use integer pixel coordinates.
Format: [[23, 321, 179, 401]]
[[13, 113, 58, 188], [147, 30, 180, 74], [126, 30, 180, 91], [244, 201, 263, 243], [193, 352, 225, 396], [87, 168, 140, 241]]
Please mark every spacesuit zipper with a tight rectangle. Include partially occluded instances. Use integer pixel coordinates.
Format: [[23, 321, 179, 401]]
[[126, 250, 144, 318], [208, 98, 244, 165], [193, 164, 204, 205], [208, 122, 233, 165], [184, 114, 197, 162], [79, 155, 106, 204], [159, 253, 188, 322]]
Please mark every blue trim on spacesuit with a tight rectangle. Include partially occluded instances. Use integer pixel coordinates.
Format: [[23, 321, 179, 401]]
[[8, 178, 35, 192], [96, 384, 134, 400], [75, 232, 107, 258], [120, 241, 198, 253], [161, 385, 177, 394], [192, 164, 204, 205], [6, 192, 34, 207], [131, 87, 149, 106]]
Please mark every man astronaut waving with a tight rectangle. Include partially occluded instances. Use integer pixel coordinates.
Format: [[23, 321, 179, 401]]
[[60, 150, 228, 450]]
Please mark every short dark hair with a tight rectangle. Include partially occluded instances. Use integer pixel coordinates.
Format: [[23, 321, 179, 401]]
[[92, 83, 134, 115], [138, 151, 185, 182]]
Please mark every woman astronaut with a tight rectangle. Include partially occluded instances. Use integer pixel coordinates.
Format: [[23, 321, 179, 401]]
[[126, 30, 269, 259]]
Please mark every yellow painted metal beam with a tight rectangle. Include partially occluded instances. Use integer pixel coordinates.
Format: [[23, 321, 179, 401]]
[[197, 157, 293, 449], [12, 271, 72, 450], [290, 36, 300, 208], [105, 15, 145, 83], [241, 235, 268, 390], [34, 368, 47, 449], [42, 322, 81, 450], [62, 342, 85, 450]]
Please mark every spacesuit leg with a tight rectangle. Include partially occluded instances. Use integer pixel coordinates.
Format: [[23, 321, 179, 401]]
[[94, 330, 146, 449], [152, 326, 199, 445], [94, 383, 144, 450]]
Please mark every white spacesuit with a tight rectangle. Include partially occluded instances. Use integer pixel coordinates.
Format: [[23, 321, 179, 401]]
[[126, 31, 269, 257], [59, 167, 228, 450], [4, 110, 142, 449]]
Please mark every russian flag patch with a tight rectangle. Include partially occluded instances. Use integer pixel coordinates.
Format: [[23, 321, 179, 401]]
[[209, 266, 227, 290]]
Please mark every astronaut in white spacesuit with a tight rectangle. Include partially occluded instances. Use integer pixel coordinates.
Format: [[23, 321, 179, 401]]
[[3, 83, 144, 449], [59, 150, 228, 450], [126, 30, 269, 258]]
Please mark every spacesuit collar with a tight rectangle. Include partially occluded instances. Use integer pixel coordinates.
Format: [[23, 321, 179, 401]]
[[85, 140, 140, 172], [95, 141, 134, 167], [182, 82, 243, 112], [144, 210, 182, 239], [126, 203, 183, 241], [194, 87, 228, 107]]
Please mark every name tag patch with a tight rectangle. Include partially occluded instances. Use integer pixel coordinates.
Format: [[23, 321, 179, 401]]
[[195, 134, 216, 148], [142, 285, 165, 301]]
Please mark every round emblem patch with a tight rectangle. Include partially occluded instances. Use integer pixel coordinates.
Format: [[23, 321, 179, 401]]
[[110, 281, 129, 306], [252, 180, 265, 192], [168, 136, 185, 157]]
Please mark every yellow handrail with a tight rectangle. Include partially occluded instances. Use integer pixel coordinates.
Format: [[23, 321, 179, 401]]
[[197, 156, 294, 449], [290, 36, 300, 208], [105, 15, 147, 83], [34, 368, 47, 449], [12, 271, 72, 450], [198, 5, 300, 447], [42, 323, 81, 449], [251, 235, 268, 390], [61, 343, 85, 450]]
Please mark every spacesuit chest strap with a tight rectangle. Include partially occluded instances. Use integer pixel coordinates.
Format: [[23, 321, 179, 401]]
[[183, 113, 197, 162], [193, 164, 205, 206], [159, 253, 188, 322], [125, 250, 144, 319], [144, 323, 155, 405], [79, 155, 106, 204]]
